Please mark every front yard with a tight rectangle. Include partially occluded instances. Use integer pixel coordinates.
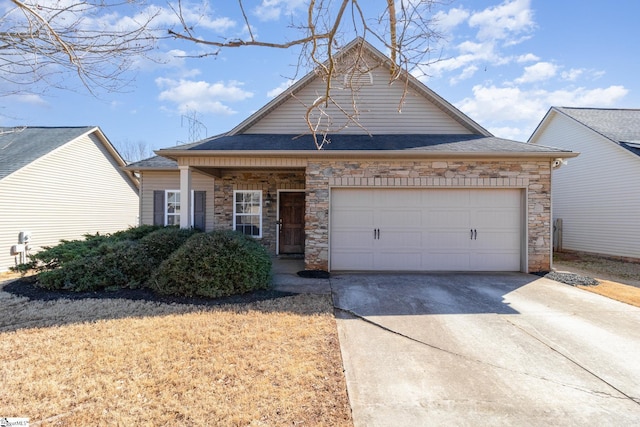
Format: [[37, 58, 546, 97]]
[[0, 282, 352, 426]]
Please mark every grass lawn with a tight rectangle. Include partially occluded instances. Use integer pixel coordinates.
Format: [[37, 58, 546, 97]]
[[0, 279, 352, 426]]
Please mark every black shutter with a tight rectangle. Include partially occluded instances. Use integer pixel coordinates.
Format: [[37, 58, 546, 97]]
[[194, 191, 206, 231], [153, 190, 165, 226]]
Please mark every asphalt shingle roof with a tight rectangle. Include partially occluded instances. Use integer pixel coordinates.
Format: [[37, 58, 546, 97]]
[[557, 107, 640, 156], [127, 155, 177, 169], [174, 133, 571, 153], [0, 126, 94, 179]]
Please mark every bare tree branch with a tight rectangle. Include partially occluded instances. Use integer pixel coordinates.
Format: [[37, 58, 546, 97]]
[[166, 0, 448, 148], [0, 0, 159, 95]]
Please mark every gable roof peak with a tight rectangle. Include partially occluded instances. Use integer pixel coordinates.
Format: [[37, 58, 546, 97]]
[[227, 37, 491, 137]]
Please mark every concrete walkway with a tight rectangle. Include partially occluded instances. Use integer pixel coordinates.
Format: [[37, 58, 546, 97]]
[[331, 273, 640, 426], [271, 258, 331, 294]]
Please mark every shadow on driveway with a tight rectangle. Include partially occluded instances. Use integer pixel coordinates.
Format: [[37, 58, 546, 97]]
[[331, 272, 535, 316]]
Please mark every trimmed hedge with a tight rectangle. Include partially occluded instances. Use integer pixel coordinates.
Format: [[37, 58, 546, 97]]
[[16, 225, 272, 298], [151, 230, 272, 298]]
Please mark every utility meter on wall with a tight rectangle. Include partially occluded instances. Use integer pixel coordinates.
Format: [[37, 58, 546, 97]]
[[18, 231, 31, 244]]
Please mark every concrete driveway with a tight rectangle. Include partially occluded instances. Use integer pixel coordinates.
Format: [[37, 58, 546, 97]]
[[331, 273, 640, 426]]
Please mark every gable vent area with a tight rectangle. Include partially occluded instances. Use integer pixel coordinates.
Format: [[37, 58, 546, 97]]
[[343, 70, 373, 88]]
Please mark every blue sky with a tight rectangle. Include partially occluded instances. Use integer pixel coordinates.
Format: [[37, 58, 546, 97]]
[[3, 0, 639, 157]]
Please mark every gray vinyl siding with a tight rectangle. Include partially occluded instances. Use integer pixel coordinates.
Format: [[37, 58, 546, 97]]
[[139, 170, 215, 231], [535, 113, 640, 258], [0, 132, 139, 271], [245, 65, 472, 135]]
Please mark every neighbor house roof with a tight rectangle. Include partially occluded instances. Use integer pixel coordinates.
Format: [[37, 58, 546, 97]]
[[0, 126, 138, 186], [0, 126, 94, 179], [530, 107, 640, 157]]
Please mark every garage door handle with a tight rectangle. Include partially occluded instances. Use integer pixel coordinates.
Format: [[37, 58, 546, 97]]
[[470, 229, 477, 240], [470, 229, 473, 240], [377, 228, 380, 239]]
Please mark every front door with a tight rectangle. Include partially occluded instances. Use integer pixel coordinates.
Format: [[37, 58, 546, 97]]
[[279, 192, 305, 254]]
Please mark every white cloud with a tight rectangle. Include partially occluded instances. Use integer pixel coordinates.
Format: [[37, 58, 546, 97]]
[[267, 79, 295, 97], [433, 7, 470, 32], [9, 94, 48, 106], [514, 61, 557, 84], [423, 0, 535, 80], [450, 65, 479, 85], [561, 68, 583, 81], [253, 0, 307, 22], [456, 84, 629, 140], [468, 0, 535, 42], [156, 78, 254, 115], [516, 53, 539, 63]]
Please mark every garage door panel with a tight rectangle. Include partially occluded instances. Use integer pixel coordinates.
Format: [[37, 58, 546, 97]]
[[332, 189, 373, 206], [377, 230, 423, 248], [425, 253, 472, 270], [375, 251, 423, 270], [474, 209, 520, 228], [472, 190, 520, 207], [376, 190, 423, 207], [471, 253, 520, 271], [330, 188, 522, 272], [428, 231, 472, 249], [430, 190, 471, 207], [377, 209, 422, 225], [331, 251, 374, 270], [429, 209, 471, 227], [331, 230, 375, 248], [475, 232, 520, 250], [332, 209, 374, 227]]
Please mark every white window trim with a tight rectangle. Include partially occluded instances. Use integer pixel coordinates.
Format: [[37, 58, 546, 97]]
[[164, 190, 195, 226], [233, 190, 263, 238]]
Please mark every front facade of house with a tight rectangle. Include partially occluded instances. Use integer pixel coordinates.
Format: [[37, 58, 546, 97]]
[[0, 127, 139, 271], [130, 40, 576, 273], [529, 107, 640, 260]]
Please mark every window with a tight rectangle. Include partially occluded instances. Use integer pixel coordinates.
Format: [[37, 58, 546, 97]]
[[165, 190, 181, 226], [234, 190, 262, 237], [160, 190, 205, 229]]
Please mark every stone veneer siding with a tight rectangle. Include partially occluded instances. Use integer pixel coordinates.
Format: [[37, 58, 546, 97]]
[[214, 170, 305, 253], [305, 159, 552, 273]]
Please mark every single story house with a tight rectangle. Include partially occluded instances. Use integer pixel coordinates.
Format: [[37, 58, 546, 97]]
[[127, 39, 576, 273], [0, 126, 139, 271], [529, 107, 640, 260]]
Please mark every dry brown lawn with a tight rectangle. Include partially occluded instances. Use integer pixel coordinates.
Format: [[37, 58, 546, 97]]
[[0, 279, 352, 426], [553, 251, 640, 308]]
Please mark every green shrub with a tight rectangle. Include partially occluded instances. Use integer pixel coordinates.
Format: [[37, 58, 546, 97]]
[[23, 225, 192, 292], [14, 225, 162, 274], [126, 227, 200, 287], [109, 224, 163, 242], [151, 230, 272, 298], [36, 240, 135, 291]]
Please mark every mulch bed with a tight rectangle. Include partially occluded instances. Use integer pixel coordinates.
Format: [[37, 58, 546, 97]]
[[3, 275, 296, 307]]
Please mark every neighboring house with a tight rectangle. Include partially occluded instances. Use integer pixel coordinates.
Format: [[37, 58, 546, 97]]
[[127, 39, 576, 273], [0, 126, 140, 271], [529, 107, 640, 260]]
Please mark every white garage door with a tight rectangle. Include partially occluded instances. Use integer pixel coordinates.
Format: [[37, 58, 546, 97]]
[[330, 188, 522, 271]]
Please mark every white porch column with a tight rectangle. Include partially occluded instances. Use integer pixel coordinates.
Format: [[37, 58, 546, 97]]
[[179, 165, 192, 229]]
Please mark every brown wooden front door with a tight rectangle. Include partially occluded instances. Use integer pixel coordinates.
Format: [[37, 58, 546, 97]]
[[279, 192, 305, 254]]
